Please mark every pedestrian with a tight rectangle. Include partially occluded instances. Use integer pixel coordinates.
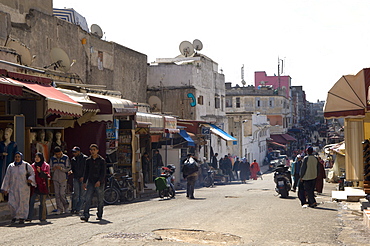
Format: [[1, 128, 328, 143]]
[[81, 144, 106, 222], [239, 158, 250, 183], [223, 155, 234, 181], [211, 153, 218, 169], [315, 156, 326, 194], [27, 152, 50, 223], [299, 147, 320, 208], [219, 156, 225, 173], [182, 154, 199, 199], [153, 149, 163, 177], [250, 159, 260, 180], [291, 155, 302, 192], [50, 146, 71, 214], [1, 151, 35, 224], [233, 157, 240, 181], [142, 152, 150, 187], [70, 146, 87, 214]]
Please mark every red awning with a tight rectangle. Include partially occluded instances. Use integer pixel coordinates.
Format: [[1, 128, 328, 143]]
[[281, 133, 297, 141], [0, 77, 23, 96], [8, 78, 82, 116], [270, 134, 297, 144], [268, 141, 286, 148]]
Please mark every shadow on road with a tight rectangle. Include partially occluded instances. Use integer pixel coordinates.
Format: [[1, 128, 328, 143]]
[[312, 206, 338, 212]]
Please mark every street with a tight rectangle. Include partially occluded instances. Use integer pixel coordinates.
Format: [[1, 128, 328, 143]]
[[0, 171, 368, 246]]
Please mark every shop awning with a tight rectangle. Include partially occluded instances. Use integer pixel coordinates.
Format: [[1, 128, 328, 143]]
[[324, 68, 370, 119], [9, 78, 82, 116], [0, 77, 23, 96], [201, 123, 237, 145], [179, 130, 195, 146], [268, 141, 286, 148], [57, 88, 99, 112], [88, 93, 137, 116], [270, 134, 297, 144], [136, 112, 163, 133]]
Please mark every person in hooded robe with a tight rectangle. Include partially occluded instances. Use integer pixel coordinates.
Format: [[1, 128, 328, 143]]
[[1, 151, 36, 224], [27, 152, 50, 223]]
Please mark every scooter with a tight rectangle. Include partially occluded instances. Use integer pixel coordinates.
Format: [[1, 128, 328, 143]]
[[155, 165, 176, 199], [274, 164, 292, 198], [103, 173, 135, 204]]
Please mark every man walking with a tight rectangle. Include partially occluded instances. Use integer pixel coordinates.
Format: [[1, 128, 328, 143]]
[[50, 146, 71, 214], [299, 147, 320, 208], [70, 146, 87, 214], [153, 149, 163, 177], [81, 144, 106, 222], [182, 154, 199, 199]]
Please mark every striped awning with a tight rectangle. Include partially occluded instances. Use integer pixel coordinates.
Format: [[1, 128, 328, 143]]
[[3, 77, 82, 116]]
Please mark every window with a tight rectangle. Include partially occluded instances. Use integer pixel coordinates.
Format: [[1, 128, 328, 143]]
[[215, 97, 220, 109], [226, 98, 232, 108], [236, 97, 240, 108], [255, 97, 260, 108], [198, 95, 204, 105], [269, 98, 274, 107]]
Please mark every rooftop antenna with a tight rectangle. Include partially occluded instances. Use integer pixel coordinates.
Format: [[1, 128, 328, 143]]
[[179, 41, 194, 57], [193, 39, 203, 52], [6, 39, 33, 66], [44, 47, 72, 72], [91, 24, 103, 39], [241, 64, 246, 86], [278, 57, 281, 89]]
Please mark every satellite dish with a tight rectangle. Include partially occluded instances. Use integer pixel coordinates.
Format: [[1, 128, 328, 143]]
[[91, 24, 103, 38], [193, 39, 203, 51], [148, 96, 162, 112], [6, 39, 32, 66], [241, 80, 246, 86], [179, 41, 194, 57], [49, 48, 71, 72]]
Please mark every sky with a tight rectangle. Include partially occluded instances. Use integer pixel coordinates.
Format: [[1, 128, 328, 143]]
[[53, 0, 370, 103]]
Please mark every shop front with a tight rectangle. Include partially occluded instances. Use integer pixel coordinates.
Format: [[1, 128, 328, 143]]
[[324, 68, 370, 186], [87, 93, 137, 178], [0, 70, 84, 200]]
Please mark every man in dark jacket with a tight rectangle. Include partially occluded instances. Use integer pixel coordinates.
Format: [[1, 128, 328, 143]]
[[70, 146, 87, 214], [182, 154, 199, 199], [211, 153, 218, 169], [299, 147, 320, 208], [81, 144, 106, 222]]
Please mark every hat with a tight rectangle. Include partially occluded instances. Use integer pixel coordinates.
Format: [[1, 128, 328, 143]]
[[72, 146, 80, 152], [297, 154, 301, 158]]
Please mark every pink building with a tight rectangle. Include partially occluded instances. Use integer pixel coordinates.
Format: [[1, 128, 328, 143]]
[[254, 71, 291, 99]]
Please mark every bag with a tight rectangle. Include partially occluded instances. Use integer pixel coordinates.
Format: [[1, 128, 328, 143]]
[[183, 158, 199, 177], [25, 164, 31, 186]]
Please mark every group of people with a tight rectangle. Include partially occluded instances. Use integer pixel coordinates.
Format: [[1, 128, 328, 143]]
[[211, 153, 261, 183], [290, 146, 326, 208], [0, 143, 106, 224]]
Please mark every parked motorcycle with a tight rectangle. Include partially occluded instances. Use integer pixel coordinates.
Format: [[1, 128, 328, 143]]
[[155, 165, 176, 199], [274, 164, 292, 198], [103, 173, 135, 204]]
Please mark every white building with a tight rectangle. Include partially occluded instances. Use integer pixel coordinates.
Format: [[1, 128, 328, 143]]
[[147, 53, 236, 158]]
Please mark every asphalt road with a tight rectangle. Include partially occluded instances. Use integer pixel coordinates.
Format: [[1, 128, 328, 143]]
[[0, 171, 368, 245]]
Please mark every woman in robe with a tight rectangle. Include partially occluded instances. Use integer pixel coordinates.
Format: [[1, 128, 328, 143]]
[[27, 152, 50, 223], [315, 156, 326, 194], [1, 152, 36, 224], [239, 158, 250, 183], [250, 159, 261, 180]]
